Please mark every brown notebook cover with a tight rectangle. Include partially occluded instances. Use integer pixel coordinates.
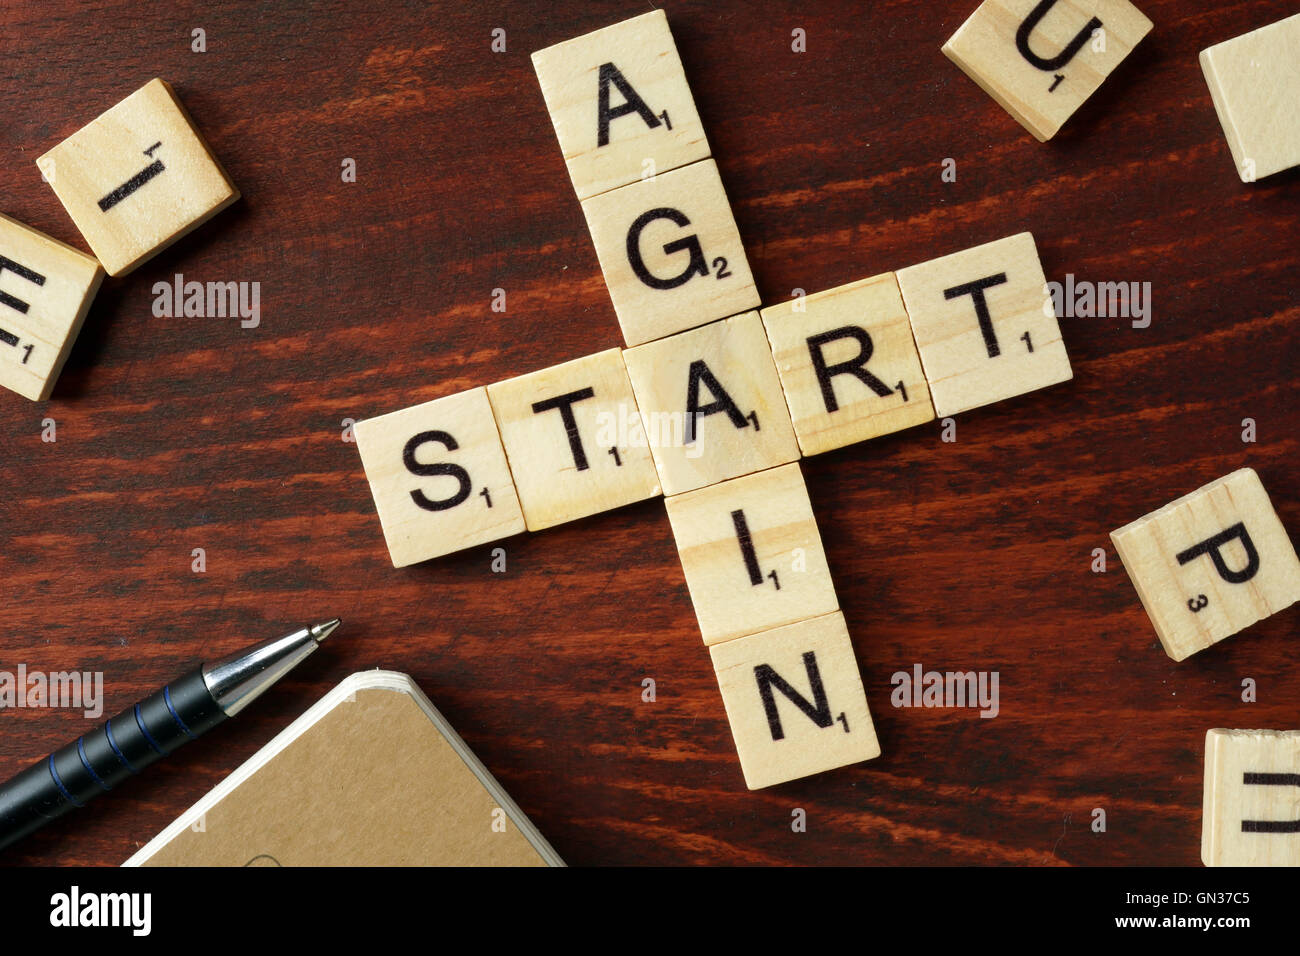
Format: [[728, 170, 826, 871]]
[[123, 671, 562, 866]]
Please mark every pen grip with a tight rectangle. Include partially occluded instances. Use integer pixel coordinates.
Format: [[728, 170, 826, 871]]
[[0, 669, 225, 852]]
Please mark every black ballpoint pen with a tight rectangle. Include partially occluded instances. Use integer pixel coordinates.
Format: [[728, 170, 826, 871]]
[[0, 618, 341, 852]]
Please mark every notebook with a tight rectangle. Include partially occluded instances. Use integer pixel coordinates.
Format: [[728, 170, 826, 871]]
[[123, 670, 563, 866]]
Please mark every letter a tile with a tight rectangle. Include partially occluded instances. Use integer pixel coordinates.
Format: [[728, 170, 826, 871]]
[[943, 0, 1152, 141], [1202, 729, 1300, 867], [36, 78, 240, 277], [711, 611, 881, 789], [581, 159, 760, 347], [896, 232, 1071, 417], [1110, 469, 1300, 662], [623, 311, 799, 496], [354, 387, 525, 567], [532, 10, 710, 200]]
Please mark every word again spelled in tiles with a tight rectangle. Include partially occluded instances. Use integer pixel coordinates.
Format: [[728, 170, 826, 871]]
[[1202, 729, 1300, 867], [581, 159, 760, 346], [532, 9, 710, 201], [0, 214, 104, 402], [623, 310, 799, 496], [1200, 13, 1300, 182], [354, 387, 525, 567], [896, 232, 1072, 418], [665, 462, 839, 646], [36, 78, 240, 277], [711, 611, 880, 789], [1110, 468, 1300, 662], [943, 0, 1153, 141], [487, 348, 661, 531], [761, 271, 935, 457]]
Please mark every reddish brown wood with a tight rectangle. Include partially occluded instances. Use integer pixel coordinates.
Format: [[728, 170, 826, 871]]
[[0, 0, 1296, 866]]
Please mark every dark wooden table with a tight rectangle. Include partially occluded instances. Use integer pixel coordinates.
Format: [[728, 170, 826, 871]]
[[1, 0, 1296, 867]]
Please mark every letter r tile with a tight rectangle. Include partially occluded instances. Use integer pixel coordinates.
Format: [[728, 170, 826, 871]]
[[354, 387, 525, 567], [943, 0, 1153, 141], [532, 10, 710, 200], [36, 78, 239, 277], [1110, 468, 1300, 662], [711, 611, 881, 789], [896, 232, 1072, 417], [761, 272, 935, 456], [581, 158, 760, 347]]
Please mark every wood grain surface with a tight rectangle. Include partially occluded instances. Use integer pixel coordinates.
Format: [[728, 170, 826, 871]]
[[1, 0, 1296, 867]]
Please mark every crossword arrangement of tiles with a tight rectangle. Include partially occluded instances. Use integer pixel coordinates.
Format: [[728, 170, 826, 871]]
[[354, 7, 1300, 806], [357, 10, 1085, 790], [0, 4, 1290, 855], [1, 78, 238, 401]]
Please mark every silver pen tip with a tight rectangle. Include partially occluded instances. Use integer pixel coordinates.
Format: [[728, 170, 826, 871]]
[[309, 619, 342, 643]]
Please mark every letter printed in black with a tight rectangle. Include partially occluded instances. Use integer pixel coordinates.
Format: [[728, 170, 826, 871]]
[[597, 63, 661, 147], [806, 326, 893, 412], [0, 255, 46, 318], [531, 387, 597, 471], [403, 430, 472, 512], [944, 273, 1008, 358], [626, 207, 709, 291], [1015, 0, 1102, 72], [1240, 772, 1300, 833], [754, 652, 834, 741], [1176, 522, 1260, 585], [684, 360, 749, 444]]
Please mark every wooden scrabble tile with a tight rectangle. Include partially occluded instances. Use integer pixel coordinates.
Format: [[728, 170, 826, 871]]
[[623, 311, 799, 496], [711, 611, 881, 790], [896, 232, 1071, 417], [1110, 468, 1300, 662], [1200, 13, 1300, 182], [943, 0, 1152, 141], [0, 214, 104, 402], [581, 158, 760, 347], [486, 348, 661, 531], [1202, 729, 1300, 867], [665, 463, 839, 645], [36, 78, 239, 277], [354, 387, 525, 567], [532, 10, 710, 200], [761, 272, 936, 457]]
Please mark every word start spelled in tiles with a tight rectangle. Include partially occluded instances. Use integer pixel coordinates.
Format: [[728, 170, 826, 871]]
[[1, 79, 238, 402], [944, 0, 1152, 141], [1111, 469, 1300, 662], [1202, 729, 1300, 867], [355, 12, 1078, 789]]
